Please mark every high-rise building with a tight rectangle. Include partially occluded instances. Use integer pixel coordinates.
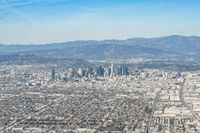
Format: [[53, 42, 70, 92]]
[[68, 68, 75, 79], [96, 66, 104, 77], [117, 65, 129, 76], [104, 67, 111, 76], [77, 68, 84, 77], [110, 62, 114, 76], [51, 67, 56, 81], [117, 66, 123, 75], [85, 67, 93, 77], [122, 66, 129, 75]]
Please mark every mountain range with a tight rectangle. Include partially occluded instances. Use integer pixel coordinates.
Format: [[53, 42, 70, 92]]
[[1, 35, 200, 60]]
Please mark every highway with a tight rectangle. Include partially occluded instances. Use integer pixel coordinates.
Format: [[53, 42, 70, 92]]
[[179, 78, 200, 123], [145, 90, 161, 133]]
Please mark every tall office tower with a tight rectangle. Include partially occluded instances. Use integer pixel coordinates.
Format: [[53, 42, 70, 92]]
[[78, 68, 84, 77], [68, 68, 75, 79], [110, 62, 114, 76], [85, 67, 93, 77], [51, 67, 56, 81], [96, 66, 104, 77], [104, 67, 111, 76], [122, 66, 129, 75], [117, 65, 129, 76], [117, 66, 123, 75]]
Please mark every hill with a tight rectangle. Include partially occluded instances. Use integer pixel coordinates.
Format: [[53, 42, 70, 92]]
[[1, 35, 200, 59]]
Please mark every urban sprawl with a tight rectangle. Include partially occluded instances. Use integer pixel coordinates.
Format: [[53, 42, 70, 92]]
[[0, 62, 200, 133]]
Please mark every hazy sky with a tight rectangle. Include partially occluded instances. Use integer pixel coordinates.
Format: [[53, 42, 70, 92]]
[[0, 0, 200, 44]]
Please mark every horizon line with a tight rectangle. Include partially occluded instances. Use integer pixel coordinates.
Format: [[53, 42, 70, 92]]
[[1, 34, 200, 45]]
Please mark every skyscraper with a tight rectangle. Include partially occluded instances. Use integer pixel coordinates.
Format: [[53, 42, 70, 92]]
[[96, 66, 104, 77], [117, 65, 129, 76], [85, 67, 93, 77], [110, 62, 114, 76], [104, 67, 111, 76], [51, 67, 56, 81], [122, 66, 129, 76], [117, 66, 123, 76], [78, 68, 84, 77], [68, 68, 75, 79]]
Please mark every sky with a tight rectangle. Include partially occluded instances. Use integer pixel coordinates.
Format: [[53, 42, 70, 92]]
[[0, 0, 200, 44]]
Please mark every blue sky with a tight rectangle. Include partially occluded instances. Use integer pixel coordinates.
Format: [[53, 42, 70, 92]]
[[0, 0, 200, 44]]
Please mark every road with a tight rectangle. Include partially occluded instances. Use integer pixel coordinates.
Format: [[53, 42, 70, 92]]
[[179, 78, 200, 123], [0, 95, 65, 132], [145, 90, 161, 133]]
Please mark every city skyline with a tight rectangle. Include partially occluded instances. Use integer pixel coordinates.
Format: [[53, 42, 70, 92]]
[[1, 1, 200, 132], [0, 0, 200, 44]]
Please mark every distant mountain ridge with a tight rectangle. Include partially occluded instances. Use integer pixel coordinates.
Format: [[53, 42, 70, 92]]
[[1, 35, 200, 59]]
